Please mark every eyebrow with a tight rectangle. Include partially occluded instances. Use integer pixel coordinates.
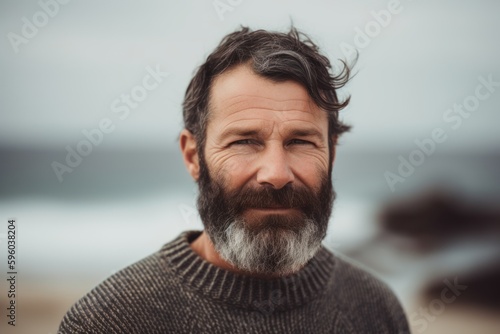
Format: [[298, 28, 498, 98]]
[[287, 128, 324, 141], [219, 128, 261, 140]]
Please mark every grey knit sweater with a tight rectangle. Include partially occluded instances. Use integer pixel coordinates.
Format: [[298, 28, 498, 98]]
[[59, 230, 410, 333]]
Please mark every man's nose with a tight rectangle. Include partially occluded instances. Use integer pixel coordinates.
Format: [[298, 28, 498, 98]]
[[256, 144, 294, 189]]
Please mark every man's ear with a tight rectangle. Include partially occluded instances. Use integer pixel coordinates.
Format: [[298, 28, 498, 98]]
[[180, 129, 200, 181]]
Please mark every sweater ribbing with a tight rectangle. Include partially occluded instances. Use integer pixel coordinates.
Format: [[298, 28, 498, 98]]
[[161, 231, 336, 312]]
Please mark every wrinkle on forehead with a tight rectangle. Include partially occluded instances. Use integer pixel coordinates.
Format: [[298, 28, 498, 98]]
[[208, 64, 328, 133], [222, 95, 314, 113], [214, 95, 325, 123]]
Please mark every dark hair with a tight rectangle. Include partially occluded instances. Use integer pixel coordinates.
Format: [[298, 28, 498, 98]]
[[182, 26, 354, 153]]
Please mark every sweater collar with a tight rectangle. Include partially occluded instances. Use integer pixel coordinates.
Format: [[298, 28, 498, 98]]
[[159, 230, 336, 311]]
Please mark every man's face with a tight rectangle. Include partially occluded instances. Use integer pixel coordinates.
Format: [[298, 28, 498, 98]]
[[197, 64, 335, 276]]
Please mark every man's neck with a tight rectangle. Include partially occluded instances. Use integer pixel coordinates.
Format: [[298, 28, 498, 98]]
[[189, 231, 235, 272]]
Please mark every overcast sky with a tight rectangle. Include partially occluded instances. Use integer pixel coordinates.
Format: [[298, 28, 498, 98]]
[[1, 0, 499, 152]]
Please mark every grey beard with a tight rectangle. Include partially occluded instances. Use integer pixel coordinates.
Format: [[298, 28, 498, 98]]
[[210, 218, 322, 276]]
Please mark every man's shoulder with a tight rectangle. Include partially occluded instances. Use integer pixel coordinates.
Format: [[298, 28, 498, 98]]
[[327, 249, 395, 296], [87, 240, 178, 298], [58, 236, 184, 333], [69, 231, 193, 304], [321, 247, 410, 333], [97, 249, 172, 294]]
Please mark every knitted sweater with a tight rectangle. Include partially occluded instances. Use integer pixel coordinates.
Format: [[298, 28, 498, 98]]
[[58, 230, 410, 333]]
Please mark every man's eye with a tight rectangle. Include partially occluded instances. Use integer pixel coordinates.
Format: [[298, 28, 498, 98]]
[[289, 139, 313, 146], [231, 139, 254, 145]]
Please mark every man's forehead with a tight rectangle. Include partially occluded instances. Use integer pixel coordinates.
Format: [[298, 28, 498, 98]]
[[209, 64, 326, 122], [216, 95, 317, 116]]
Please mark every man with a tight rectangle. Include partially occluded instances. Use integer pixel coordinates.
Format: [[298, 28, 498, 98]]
[[59, 27, 410, 333]]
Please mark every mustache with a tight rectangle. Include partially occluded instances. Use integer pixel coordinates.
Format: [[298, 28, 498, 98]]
[[223, 184, 316, 213]]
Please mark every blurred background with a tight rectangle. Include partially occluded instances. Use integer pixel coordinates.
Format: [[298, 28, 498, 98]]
[[1, 0, 499, 333]]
